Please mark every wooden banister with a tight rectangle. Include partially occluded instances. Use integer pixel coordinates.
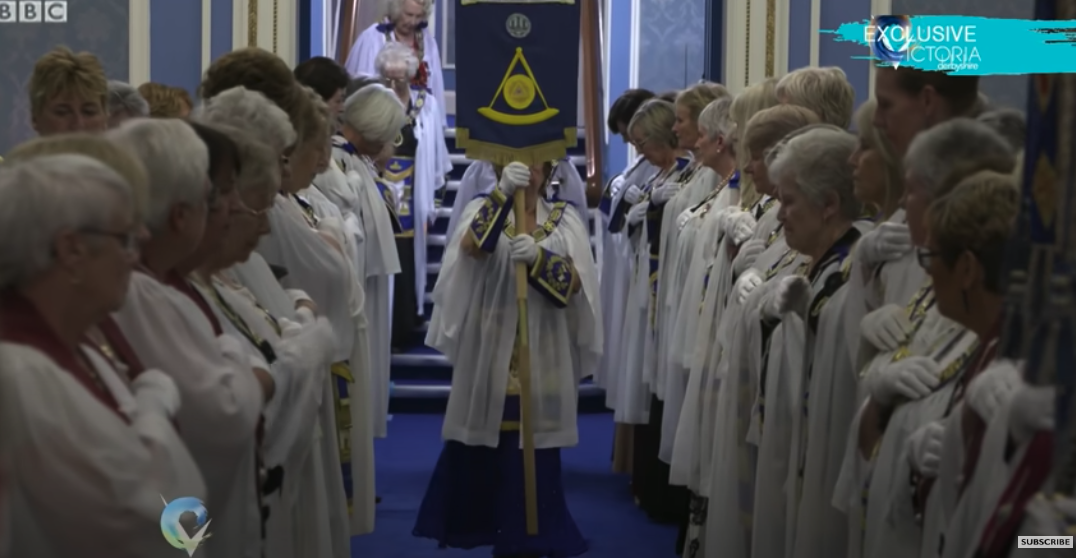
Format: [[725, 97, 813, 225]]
[[580, 0, 604, 208]]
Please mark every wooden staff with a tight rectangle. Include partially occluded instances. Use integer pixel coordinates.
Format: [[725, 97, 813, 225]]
[[513, 188, 539, 535]]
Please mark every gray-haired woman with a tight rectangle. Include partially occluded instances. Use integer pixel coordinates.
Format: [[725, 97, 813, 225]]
[[0, 155, 203, 557], [752, 124, 868, 558], [371, 40, 451, 347]]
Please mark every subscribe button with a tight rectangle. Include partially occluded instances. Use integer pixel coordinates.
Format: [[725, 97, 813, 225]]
[[1018, 536, 1073, 549]]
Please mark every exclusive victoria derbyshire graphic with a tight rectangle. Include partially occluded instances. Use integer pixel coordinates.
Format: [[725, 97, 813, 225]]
[[160, 496, 212, 557]]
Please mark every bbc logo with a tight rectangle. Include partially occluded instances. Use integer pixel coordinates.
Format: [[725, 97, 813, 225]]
[[0, 1, 68, 23]]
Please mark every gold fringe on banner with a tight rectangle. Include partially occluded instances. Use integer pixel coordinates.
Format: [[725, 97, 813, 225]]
[[455, 127, 579, 167]]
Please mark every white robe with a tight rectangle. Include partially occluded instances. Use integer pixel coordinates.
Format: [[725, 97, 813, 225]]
[[786, 223, 872, 558], [860, 319, 978, 558], [255, 193, 377, 536], [699, 198, 783, 558], [112, 271, 265, 558], [0, 342, 205, 558], [315, 156, 401, 439], [746, 241, 811, 558], [345, 22, 447, 125], [664, 182, 735, 475], [597, 156, 657, 410], [208, 275, 350, 558], [222, 258, 352, 558], [427, 197, 602, 448]]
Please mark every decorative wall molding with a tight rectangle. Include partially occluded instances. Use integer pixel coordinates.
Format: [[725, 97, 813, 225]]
[[869, 0, 892, 100], [809, 0, 821, 66], [443, 90, 455, 117], [129, 0, 151, 85], [773, 0, 789, 76], [725, 0, 777, 92], [627, 0, 640, 160], [201, 0, 213, 72], [602, 0, 612, 147], [233, 0, 248, 49]]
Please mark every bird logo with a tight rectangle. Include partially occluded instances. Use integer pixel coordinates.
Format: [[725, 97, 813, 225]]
[[160, 496, 212, 557]]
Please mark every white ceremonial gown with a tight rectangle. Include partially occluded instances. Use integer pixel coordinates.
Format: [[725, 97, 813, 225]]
[[785, 223, 872, 558], [860, 319, 979, 558], [223, 258, 352, 558], [345, 22, 446, 125], [746, 242, 811, 558], [427, 197, 603, 448], [256, 192, 378, 535], [0, 342, 205, 558], [314, 157, 401, 439], [700, 198, 784, 558], [112, 272, 266, 558], [664, 178, 735, 476], [596, 156, 657, 410]]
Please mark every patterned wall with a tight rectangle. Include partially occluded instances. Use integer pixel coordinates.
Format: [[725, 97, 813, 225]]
[[893, 0, 1033, 111], [0, 0, 129, 155], [637, 0, 707, 93]]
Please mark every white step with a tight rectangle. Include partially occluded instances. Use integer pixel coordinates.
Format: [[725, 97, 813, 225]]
[[446, 128, 587, 140], [392, 381, 606, 399], [391, 351, 448, 367], [449, 153, 588, 169]]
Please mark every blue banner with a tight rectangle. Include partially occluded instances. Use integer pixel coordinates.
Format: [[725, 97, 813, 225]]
[[454, 0, 580, 165]]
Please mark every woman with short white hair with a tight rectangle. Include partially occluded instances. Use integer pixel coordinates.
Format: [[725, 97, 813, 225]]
[[105, 118, 271, 558], [372, 41, 451, 348], [107, 80, 149, 127], [777, 67, 856, 129], [0, 154, 204, 558], [345, 0, 445, 124]]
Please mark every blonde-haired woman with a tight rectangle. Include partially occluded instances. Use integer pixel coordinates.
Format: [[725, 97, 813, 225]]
[[840, 99, 920, 393], [776, 66, 856, 129], [729, 77, 779, 211]]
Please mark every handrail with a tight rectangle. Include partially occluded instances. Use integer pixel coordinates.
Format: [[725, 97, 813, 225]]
[[580, 0, 604, 208]]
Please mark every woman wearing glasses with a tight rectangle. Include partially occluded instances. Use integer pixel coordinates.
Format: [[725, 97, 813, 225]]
[[0, 154, 204, 557], [852, 119, 1016, 558]]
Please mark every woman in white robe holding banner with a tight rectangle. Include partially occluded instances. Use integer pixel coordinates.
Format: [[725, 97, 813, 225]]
[[413, 160, 600, 557]]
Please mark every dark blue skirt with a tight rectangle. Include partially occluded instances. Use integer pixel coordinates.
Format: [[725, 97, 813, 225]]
[[413, 396, 588, 557]]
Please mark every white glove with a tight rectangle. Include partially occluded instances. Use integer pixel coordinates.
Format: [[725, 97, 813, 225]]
[[627, 202, 649, 226], [869, 356, 941, 404], [277, 317, 304, 339], [762, 275, 811, 318], [610, 176, 626, 196], [510, 235, 539, 265], [906, 420, 946, 478], [131, 369, 181, 418], [622, 184, 644, 205], [726, 211, 757, 245], [713, 206, 739, 233], [735, 268, 764, 304], [733, 239, 766, 276], [677, 208, 695, 231], [860, 304, 913, 352], [650, 181, 679, 205], [965, 359, 1022, 424], [855, 222, 913, 264], [1009, 384, 1055, 445], [498, 161, 530, 196]]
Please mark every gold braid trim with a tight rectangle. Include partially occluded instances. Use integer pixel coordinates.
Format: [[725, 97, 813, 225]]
[[247, 0, 258, 47], [765, 0, 775, 77], [455, 127, 578, 167], [744, 0, 751, 87], [272, 0, 279, 53]]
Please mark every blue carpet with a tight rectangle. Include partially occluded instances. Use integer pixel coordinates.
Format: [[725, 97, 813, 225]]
[[350, 412, 679, 557]]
